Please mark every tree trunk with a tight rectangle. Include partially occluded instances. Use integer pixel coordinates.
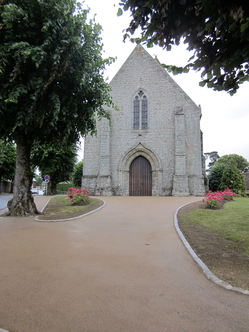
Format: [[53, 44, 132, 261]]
[[7, 134, 39, 216], [50, 180, 57, 195], [46, 180, 57, 195]]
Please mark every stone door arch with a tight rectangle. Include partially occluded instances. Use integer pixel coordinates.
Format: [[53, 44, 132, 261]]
[[129, 156, 152, 196], [118, 143, 162, 196]]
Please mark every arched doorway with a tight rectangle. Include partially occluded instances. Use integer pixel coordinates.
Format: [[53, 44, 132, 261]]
[[129, 156, 152, 196]]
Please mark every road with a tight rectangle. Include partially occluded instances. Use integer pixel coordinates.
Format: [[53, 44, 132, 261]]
[[0, 193, 42, 211], [0, 194, 12, 210]]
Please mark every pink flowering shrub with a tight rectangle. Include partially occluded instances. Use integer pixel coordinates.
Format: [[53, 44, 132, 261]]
[[202, 188, 236, 209], [222, 187, 237, 200], [65, 187, 90, 205]]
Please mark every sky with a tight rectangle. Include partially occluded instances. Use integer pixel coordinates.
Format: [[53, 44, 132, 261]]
[[78, 0, 249, 163]]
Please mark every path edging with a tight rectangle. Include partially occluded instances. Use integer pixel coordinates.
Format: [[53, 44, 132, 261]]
[[174, 201, 249, 296], [0, 208, 8, 216], [34, 197, 106, 222]]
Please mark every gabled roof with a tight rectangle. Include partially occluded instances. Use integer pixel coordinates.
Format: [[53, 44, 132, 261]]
[[110, 44, 200, 112], [110, 44, 171, 84]]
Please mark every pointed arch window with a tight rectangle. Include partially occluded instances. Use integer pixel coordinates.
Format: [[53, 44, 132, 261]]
[[133, 90, 148, 130]]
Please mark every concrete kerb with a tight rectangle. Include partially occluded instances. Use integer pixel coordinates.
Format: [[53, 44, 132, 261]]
[[34, 196, 106, 222], [174, 201, 249, 296], [0, 208, 8, 216]]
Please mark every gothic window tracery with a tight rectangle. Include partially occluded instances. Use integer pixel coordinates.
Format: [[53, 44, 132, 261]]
[[133, 90, 148, 130]]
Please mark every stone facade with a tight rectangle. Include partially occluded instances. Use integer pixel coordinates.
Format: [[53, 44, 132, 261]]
[[82, 45, 206, 196]]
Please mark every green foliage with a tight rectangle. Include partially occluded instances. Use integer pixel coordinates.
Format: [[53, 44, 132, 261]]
[[31, 140, 77, 194], [65, 187, 89, 205], [119, 0, 249, 94], [36, 196, 101, 221], [208, 153, 249, 193], [204, 151, 220, 172], [0, 0, 115, 143], [219, 164, 247, 196], [202, 188, 236, 209], [0, 140, 16, 181], [217, 154, 249, 173], [56, 182, 74, 192], [208, 163, 227, 192], [0, 0, 115, 212], [182, 197, 249, 256], [73, 160, 83, 187]]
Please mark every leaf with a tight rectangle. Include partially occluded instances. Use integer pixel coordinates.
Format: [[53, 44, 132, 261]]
[[199, 81, 206, 87], [147, 40, 153, 48], [213, 66, 221, 78], [117, 8, 123, 16], [228, 22, 237, 33], [240, 22, 249, 33]]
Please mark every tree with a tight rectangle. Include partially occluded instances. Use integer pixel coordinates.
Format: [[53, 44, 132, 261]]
[[208, 153, 249, 192], [73, 160, 83, 187], [0, 0, 115, 215], [219, 163, 247, 195], [204, 151, 220, 172], [118, 0, 249, 95], [216, 154, 249, 172], [208, 163, 227, 192], [31, 141, 77, 195], [0, 140, 16, 183]]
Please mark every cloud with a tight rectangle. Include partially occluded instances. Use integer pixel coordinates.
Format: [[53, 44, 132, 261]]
[[84, 0, 249, 161]]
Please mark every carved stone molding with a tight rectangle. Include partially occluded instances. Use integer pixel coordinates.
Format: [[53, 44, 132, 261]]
[[118, 142, 162, 172]]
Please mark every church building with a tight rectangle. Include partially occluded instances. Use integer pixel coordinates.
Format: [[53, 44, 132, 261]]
[[82, 44, 206, 196]]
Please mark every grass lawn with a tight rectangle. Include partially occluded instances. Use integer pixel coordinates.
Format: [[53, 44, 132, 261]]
[[182, 197, 249, 256], [36, 195, 104, 221]]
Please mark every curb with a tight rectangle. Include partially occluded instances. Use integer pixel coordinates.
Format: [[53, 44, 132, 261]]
[[0, 208, 8, 216], [174, 201, 249, 296], [34, 198, 106, 222]]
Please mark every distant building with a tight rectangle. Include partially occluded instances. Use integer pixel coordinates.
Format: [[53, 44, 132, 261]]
[[82, 45, 206, 196]]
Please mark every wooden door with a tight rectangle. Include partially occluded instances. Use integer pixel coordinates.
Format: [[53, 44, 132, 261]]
[[129, 156, 152, 196]]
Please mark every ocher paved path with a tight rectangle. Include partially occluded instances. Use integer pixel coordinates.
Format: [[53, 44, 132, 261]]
[[0, 196, 248, 332]]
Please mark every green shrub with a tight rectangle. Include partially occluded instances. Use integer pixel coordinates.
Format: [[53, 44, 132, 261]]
[[219, 164, 247, 196], [208, 163, 227, 192], [57, 183, 74, 192], [73, 160, 83, 187]]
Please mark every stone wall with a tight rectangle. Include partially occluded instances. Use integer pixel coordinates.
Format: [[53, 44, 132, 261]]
[[82, 45, 205, 197]]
